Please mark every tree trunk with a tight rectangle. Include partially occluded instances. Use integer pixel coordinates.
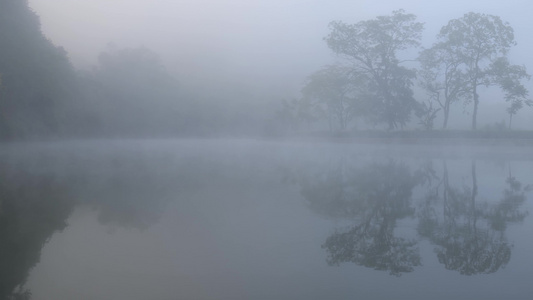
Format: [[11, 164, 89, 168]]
[[442, 104, 450, 129], [471, 60, 480, 130], [472, 88, 479, 130]]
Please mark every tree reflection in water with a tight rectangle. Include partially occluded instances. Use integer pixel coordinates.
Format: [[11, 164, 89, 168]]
[[0, 153, 200, 299], [418, 161, 529, 275], [0, 149, 531, 300], [300, 160, 422, 276], [487, 168, 530, 231], [0, 171, 73, 300], [296, 158, 529, 276]]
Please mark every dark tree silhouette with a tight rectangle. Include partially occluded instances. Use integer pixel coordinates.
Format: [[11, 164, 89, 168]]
[[0, 0, 77, 139], [0, 171, 73, 299]]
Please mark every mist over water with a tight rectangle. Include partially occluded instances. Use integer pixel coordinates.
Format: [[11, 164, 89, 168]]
[[1, 139, 532, 299], [11, 0, 533, 136], [3, 1, 533, 299]]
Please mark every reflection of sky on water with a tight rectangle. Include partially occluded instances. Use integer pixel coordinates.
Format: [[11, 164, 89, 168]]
[[1, 140, 532, 299]]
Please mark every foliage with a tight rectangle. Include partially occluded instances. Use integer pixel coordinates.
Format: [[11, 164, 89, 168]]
[[301, 65, 368, 131], [489, 57, 532, 128], [79, 46, 186, 137], [418, 40, 470, 129], [416, 99, 441, 130], [324, 10, 423, 130], [0, 0, 78, 139], [434, 12, 529, 129]]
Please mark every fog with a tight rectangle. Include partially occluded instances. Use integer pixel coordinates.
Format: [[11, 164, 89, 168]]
[[2, 139, 533, 299], [22, 0, 533, 132], [3, 1, 533, 299]]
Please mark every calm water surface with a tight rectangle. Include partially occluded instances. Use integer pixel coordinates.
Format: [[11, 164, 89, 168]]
[[1, 139, 532, 300]]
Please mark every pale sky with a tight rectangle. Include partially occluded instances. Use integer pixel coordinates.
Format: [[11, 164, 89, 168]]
[[28, 0, 533, 106]]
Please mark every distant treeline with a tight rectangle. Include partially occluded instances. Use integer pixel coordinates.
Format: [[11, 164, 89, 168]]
[[0, 0, 76, 139], [0, 0, 278, 140], [1, 2, 531, 140]]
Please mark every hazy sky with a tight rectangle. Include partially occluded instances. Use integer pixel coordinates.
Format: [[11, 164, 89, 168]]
[[28, 0, 533, 104]]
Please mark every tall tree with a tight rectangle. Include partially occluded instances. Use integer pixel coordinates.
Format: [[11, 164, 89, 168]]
[[324, 10, 423, 130], [488, 57, 531, 129], [301, 65, 366, 131], [0, 0, 77, 139], [419, 42, 469, 129], [80, 46, 183, 136], [436, 12, 529, 129]]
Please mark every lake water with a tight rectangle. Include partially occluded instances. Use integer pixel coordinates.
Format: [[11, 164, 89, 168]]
[[1, 139, 532, 300]]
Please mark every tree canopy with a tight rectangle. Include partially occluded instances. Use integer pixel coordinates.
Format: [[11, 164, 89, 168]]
[[79, 46, 185, 137], [430, 12, 530, 129], [293, 10, 531, 133], [300, 65, 369, 131], [323, 10, 424, 130], [0, 0, 77, 139]]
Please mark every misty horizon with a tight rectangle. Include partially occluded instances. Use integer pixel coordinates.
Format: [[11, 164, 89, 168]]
[[3, 2, 533, 299], [24, 0, 533, 131]]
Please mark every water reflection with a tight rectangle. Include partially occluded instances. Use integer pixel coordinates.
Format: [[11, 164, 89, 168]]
[[0, 146, 275, 298], [295, 157, 529, 276], [302, 161, 422, 276], [418, 161, 529, 275], [488, 168, 530, 230], [1, 143, 532, 298], [0, 170, 73, 300], [0, 151, 200, 299]]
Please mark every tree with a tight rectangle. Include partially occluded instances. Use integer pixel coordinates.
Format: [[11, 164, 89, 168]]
[[301, 65, 366, 131], [324, 10, 423, 130], [275, 98, 320, 132], [505, 100, 532, 129], [488, 57, 531, 129], [80, 46, 183, 136], [419, 42, 469, 129], [0, 0, 78, 139], [436, 12, 529, 129], [415, 98, 441, 130]]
